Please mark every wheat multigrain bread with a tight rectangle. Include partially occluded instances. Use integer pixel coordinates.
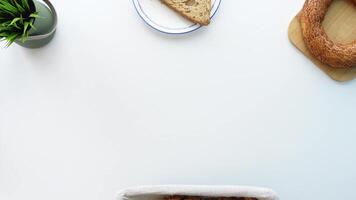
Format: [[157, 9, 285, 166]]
[[160, 0, 211, 25]]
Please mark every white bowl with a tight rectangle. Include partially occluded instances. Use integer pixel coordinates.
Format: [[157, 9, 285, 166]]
[[117, 185, 278, 200]]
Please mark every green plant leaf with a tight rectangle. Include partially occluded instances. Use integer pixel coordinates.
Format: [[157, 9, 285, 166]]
[[0, 0, 18, 13], [29, 13, 39, 18], [28, 17, 35, 29], [0, 5, 17, 16], [22, 20, 28, 35], [21, 0, 29, 10], [5, 32, 19, 47], [19, 14, 23, 23], [9, 17, 21, 28], [15, 2, 25, 13]]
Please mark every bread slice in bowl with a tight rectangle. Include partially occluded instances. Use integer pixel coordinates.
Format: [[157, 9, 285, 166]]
[[161, 0, 211, 25]]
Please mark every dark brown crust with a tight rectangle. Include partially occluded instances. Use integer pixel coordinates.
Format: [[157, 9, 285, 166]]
[[160, 0, 210, 26], [164, 196, 258, 200], [299, 0, 356, 68]]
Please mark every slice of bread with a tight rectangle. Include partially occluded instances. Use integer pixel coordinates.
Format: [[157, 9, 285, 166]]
[[161, 0, 211, 26]]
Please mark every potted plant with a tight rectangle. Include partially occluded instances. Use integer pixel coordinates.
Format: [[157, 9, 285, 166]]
[[0, 0, 57, 48]]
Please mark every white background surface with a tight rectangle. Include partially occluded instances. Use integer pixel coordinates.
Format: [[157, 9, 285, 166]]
[[1, 0, 356, 200]]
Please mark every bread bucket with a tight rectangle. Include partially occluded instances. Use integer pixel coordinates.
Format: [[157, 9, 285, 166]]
[[117, 185, 278, 200]]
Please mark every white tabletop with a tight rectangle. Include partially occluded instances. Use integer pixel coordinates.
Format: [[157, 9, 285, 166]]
[[1, 0, 356, 200]]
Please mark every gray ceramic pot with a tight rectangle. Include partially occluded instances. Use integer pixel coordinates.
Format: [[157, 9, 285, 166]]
[[15, 0, 57, 48]]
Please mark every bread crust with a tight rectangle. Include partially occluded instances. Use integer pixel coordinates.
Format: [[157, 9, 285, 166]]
[[165, 196, 257, 200], [300, 0, 356, 68], [160, 0, 211, 26]]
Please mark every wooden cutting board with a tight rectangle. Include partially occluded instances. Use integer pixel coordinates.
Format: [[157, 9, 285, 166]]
[[288, 0, 356, 82]]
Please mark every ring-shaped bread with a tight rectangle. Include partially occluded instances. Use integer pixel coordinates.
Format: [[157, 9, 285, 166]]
[[300, 0, 356, 68]]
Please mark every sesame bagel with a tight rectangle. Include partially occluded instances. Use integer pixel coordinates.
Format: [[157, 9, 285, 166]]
[[300, 0, 356, 68]]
